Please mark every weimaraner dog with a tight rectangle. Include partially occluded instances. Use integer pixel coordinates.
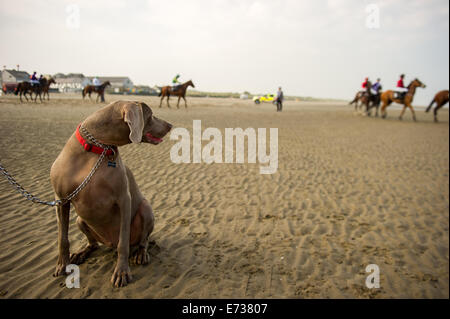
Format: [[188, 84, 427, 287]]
[[50, 100, 172, 287]]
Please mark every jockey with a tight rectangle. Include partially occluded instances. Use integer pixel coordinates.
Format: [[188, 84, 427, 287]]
[[30, 72, 39, 86], [360, 77, 370, 96], [172, 74, 181, 85], [172, 74, 182, 91], [92, 77, 101, 87], [395, 74, 408, 98], [362, 77, 369, 89], [371, 78, 381, 95]]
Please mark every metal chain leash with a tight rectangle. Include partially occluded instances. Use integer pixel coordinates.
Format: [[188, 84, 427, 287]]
[[0, 164, 62, 206], [0, 124, 113, 207]]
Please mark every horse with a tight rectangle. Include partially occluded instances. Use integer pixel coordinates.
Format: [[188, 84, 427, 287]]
[[159, 80, 195, 108], [425, 90, 449, 123], [365, 84, 383, 117], [380, 78, 426, 121], [350, 82, 372, 114], [41, 77, 56, 100], [14, 82, 32, 102], [14, 79, 45, 103], [82, 81, 111, 103]]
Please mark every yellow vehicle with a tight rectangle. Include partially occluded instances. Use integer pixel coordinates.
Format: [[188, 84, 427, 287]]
[[253, 94, 276, 104]]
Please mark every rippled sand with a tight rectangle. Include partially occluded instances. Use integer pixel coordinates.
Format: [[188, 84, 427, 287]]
[[0, 94, 448, 298]]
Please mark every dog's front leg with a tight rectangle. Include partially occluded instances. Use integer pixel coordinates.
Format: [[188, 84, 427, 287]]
[[53, 202, 70, 276], [111, 192, 133, 287]]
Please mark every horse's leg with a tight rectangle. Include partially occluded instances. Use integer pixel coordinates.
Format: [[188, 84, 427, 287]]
[[381, 100, 390, 119], [409, 105, 417, 122], [183, 96, 187, 108], [433, 103, 444, 123], [159, 95, 163, 108], [398, 105, 407, 120], [166, 95, 171, 108], [366, 101, 372, 116], [19, 91, 23, 102], [177, 96, 181, 109], [365, 100, 370, 116]]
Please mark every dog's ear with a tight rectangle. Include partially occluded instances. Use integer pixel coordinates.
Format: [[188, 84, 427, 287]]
[[122, 102, 144, 144]]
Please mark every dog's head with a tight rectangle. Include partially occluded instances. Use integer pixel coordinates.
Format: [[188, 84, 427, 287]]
[[122, 101, 172, 145]]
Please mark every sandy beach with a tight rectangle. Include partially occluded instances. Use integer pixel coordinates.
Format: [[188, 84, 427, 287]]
[[0, 93, 448, 298]]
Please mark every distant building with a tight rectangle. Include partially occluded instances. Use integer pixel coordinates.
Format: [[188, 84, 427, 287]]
[[88, 76, 134, 93], [53, 73, 90, 92], [1, 69, 31, 84]]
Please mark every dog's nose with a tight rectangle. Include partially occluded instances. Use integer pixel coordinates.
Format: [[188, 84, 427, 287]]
[[166, 123, 173, 131]]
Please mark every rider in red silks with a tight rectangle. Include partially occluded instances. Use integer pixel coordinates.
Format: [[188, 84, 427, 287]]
[[395, 74, 408, 99], [362, 77, 369, 89], [360, 77, 370, 96]]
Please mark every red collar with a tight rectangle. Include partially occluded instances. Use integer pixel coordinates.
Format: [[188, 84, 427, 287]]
[[75, 124, 116, 156]]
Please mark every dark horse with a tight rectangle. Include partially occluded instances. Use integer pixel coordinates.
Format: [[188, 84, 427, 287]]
[[364, 84, 383, 117], [159, 80, 195, 108], [42, 77, 56, 100], [82, 81, 111, 103], [380, 78, 426, 121], [425, 90, 449, 123], [14, 79, 45, 102]]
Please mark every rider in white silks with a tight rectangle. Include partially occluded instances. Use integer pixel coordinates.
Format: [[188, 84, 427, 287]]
[[92, 77, 101, 87], [371, 78, 381, 95]]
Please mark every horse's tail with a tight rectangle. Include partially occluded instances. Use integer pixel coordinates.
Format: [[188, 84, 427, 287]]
[[14, 84, 20, 95], [82, 88, 85, 98], [425, 97, 435, 113], [158, 89, 162, 97]]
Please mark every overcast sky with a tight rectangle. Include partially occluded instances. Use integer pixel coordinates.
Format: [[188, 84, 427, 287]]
[[0, 0, 448, 105]]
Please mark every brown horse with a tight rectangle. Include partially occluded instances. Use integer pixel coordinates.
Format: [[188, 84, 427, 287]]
[[14, 80, 45, 102], [380, 78, 426, 121], [42, 77, 56, 100], [425, 90, 449, 123], [350, 82, 372, 114], [159, 80, 195, 108], [82, 81, 111, 102]]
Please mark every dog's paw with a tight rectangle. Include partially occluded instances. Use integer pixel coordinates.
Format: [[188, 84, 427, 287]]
[[70, 244, 98, 265], [70, 252, 87, 265], [111, 264, 132, 288], [53, 262, 68, 277], [133, 247, 150, 265]]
